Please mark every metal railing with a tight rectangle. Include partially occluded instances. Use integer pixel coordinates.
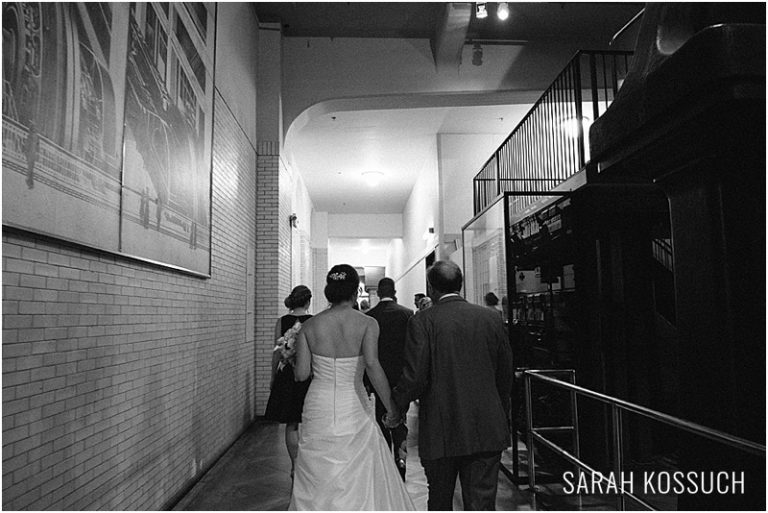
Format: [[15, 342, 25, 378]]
[[652, 238, 674, 272], [523, 369, 766, 510], [473, 50, 632, 215]]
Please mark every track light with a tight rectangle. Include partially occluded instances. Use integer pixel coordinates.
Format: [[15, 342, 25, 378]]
[[497, 2, 509, 21], [476, 2, 488, 19]]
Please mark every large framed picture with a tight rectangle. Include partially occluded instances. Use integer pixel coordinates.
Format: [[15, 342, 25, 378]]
[[2, 2, 215, 276]]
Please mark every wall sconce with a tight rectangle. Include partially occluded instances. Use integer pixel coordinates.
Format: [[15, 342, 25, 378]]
[[289, 213, 298, 228]]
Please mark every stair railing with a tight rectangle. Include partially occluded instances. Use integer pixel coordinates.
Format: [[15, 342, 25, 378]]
[[524, 369, 766, 510], [473, 50, 633, 216]]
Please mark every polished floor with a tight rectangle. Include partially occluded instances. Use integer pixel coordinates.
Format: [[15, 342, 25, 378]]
[[173, 419, 539, 511]]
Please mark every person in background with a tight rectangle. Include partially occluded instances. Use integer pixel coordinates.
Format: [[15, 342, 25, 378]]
[[263, 285, 313, 480], [360, 298, 371, 313], [414, 293, 426, 310], [365, 277, 413, 479], [394, 261, 513, 510], [484, 292, 505, 322], [417, 297, 433, 311]]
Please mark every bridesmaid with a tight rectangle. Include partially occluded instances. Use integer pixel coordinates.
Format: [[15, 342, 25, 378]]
[[264, 285, 313, 479]]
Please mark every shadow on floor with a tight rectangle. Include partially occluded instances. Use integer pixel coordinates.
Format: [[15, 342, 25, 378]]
[[173, 420, 604, 511]]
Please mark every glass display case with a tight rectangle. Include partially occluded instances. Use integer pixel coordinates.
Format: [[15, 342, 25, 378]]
[[463, 174, 678, 478], [462, 197, 508, 320]]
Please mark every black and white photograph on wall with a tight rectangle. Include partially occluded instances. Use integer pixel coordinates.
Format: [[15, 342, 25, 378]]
[[2, 3, 125, 251], [120, 2, 216, 275], [2, 2, 216, 276]]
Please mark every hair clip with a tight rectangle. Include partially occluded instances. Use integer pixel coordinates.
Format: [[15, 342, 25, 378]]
[[329, 272, 347, 281]]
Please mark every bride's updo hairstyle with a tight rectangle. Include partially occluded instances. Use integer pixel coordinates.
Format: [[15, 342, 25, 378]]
[[324, 264, 360, 304], [284, 285, 312, 310]]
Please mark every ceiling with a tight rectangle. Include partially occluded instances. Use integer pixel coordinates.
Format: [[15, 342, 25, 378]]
[[286, 103, 532, 213], [254, 2, 644, 221], [253, 2, 643, 42]]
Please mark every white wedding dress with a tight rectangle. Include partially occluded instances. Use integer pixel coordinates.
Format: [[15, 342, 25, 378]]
[[289, 354, 415, 511]]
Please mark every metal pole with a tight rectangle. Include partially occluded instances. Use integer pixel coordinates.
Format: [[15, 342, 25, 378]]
[[524, 372, 536, 492], [612, 404, 625, 510], [569, 370, 582, 508]]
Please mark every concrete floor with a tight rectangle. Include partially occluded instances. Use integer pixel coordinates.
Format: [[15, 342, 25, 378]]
[[172, 420, 538, 511]]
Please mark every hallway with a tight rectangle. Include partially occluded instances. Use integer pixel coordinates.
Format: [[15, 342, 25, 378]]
[[173, 420, 536, 511], [2, 3, 764, 510]]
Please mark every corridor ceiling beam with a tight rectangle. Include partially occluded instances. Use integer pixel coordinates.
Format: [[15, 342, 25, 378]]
[[431, 3, 472, 72]]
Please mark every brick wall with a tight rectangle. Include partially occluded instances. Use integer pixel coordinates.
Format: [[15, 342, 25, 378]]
[[254, 142, 281, 412], [2, 92, 257, 510], [278, 159, 293, 301], [312, 247, 328, 311]]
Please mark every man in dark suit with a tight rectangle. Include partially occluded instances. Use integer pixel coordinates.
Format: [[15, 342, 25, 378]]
[[366, 277, 413, 478], [392, 260, 513, 510]]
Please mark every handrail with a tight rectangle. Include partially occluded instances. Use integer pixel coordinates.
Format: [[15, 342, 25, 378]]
[[526, 370, 765, 456], [609, 8, 645, 46], [472, 50, 633, 215], [523, 369, 765, 511]]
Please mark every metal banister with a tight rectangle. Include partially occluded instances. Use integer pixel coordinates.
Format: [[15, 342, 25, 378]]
[[471, 50, 633, 215], [525, 370, 766, 456], [523, 369, 766, 510]]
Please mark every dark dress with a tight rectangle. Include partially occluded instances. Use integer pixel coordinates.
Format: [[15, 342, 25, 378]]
[[264, 314, 312, 423]]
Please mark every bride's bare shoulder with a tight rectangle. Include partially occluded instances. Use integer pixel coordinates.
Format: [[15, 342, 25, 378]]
[[301, 310, 325, 328], [359, 311, 378, 329]]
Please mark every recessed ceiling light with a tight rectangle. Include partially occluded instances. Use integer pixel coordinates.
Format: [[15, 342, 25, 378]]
[[476, 2, 488, 19]]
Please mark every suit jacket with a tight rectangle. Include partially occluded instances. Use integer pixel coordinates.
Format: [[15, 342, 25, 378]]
[[366, 299, 413, 383], [393, 295, 513, 460]]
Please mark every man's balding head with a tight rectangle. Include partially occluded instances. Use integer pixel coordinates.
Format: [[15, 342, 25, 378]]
[[426, 260, 463, 297]]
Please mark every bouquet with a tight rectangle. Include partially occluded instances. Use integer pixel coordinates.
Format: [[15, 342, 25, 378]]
[[274, 320, 302, 371]]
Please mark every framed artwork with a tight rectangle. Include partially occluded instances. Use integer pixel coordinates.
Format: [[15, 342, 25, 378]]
[[2, 2, 216, 276]]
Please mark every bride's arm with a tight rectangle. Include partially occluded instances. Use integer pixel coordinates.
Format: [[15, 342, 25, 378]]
[[294, 328, 312, 382], [362, 318, 399, 418]]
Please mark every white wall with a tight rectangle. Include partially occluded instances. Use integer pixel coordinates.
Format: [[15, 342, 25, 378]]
[[327, 213, 403, 238], [285, 162, 314, 289], [256, 22, 282, 144], [389, 138, 440, 307], [328, 239, 390, 268], [217, 4, 258, 143], [437, 132, 518, 260]]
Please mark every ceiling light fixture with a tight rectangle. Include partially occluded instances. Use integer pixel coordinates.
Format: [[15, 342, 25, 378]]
[[476, 2, 488, 19], [497, 2, 509, 21], [362, 171, 384, 187]]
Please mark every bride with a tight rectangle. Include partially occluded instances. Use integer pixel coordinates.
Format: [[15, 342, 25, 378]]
[[289, 264, 415, 511]]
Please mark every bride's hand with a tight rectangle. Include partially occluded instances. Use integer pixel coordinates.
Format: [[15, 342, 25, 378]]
[[382, 409, 403, 429]]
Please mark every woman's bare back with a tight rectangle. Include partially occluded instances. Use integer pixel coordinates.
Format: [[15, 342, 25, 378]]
[[301, 307, 377, 358]]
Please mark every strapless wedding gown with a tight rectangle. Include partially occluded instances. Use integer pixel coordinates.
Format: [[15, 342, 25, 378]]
[[289, 355, 415, 511]]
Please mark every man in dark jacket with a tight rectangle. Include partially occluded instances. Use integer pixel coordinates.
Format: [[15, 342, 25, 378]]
[[366, 277, 413, 478], [392, 260, 513, 510]]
